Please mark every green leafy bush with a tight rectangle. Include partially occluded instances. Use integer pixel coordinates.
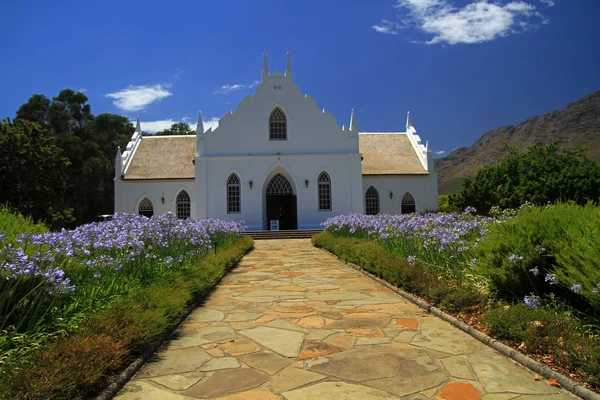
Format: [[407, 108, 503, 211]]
[[451, 143, 600, 215], [0, 205, 48, 238], [476, 203, 600, 313]]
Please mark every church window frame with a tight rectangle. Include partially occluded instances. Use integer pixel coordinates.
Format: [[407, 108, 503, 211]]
[[176, 190, 191, 219], [317, 171, 332, 211], [227, 173, 241, 214], [365, 186, 380, 215], [401, 192, 416, 214], [266, 173, 293, 195], [269, 107, 287, 140], [138, 197, 154, 218]]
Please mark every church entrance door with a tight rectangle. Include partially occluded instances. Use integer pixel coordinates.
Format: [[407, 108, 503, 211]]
[[265, 174, 297, 230]]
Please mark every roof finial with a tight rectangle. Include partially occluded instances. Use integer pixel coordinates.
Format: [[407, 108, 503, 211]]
[[285, 52, 293, 80], [135, 115, 141, 133], [349, 108, 358, 132], [196, 111, 204, 135], [262, 52, 269, 81], [406, 111, 412, 129]]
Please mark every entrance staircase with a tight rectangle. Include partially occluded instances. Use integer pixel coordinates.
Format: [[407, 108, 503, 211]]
[[245, 229, 322, 240]]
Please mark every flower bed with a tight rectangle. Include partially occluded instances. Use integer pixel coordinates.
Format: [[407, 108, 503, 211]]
[[317, 205, 600, 391], [0, 212, 251, 399]]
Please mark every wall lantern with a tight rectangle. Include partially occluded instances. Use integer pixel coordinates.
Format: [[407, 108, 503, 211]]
[[390, 191, 393, 199], [305, 179, 309, 188], [249, 180, 254, 189], [161, 193, 165, 204]]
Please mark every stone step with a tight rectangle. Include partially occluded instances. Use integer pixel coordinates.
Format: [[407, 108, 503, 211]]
[[245, 230, 322, 240]]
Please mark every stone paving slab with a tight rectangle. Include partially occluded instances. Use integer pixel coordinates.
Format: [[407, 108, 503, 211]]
[[116, 239, 578, 400]]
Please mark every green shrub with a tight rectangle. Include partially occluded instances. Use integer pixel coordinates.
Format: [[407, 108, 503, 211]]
[[450, 142, 600, 215], [0, 205, 48, 238], [438, 194, 460, 213], [312, 232, 484, 313], [476, 203, 600, 313], [484, 304, 600, 387], [0, 236, 254, 399], [0, 334, 127, 400]]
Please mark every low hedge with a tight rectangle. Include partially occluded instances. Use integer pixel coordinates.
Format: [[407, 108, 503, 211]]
[[312, 232, 484, 312], [0, 236, 254, 400]]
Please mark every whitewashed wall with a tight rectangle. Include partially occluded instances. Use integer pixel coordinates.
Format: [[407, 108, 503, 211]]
[[114, 179, 197, 217], [362, 174, 439, 214], [195, 154, 363, 230]]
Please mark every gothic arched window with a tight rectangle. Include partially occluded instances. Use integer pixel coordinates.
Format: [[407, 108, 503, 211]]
[[365, 186, 379, 215], [318, 172, 331, 211], [269, 107, 287, 140], [176, 190, 191, 219], [401, 192, 416, 214], [266, 173, 293, 195], [138, 198, 154, 218], [227, 173, 241, 214]]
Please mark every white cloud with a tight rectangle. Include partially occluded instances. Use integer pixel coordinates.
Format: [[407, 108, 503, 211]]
[[540, 0, 554, 6], [106, 84, 172, 112], [435, 150, 447, 155], [372, 20, 401, 35], [78, 88, 87, 93], [214, 81, 260, 95], [135, 117, 219, 134], [373, 0, 548, 45]]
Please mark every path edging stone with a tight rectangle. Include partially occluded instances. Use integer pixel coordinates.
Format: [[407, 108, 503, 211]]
[[94, 248, 251, 400], [317, 246, 599, 400]]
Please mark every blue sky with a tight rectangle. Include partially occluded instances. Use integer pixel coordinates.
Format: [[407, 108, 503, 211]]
[[1, 0, 599, 157]]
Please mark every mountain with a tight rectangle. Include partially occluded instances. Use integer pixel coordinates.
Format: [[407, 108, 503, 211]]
[[435, 90, 600, 194]]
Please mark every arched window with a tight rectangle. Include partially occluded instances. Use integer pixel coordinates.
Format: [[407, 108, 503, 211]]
[[318, 172, 331, 211], [176, 190, 191, 219], [138, 198, 154, 218], [401, 192, 416, 214], [365, 186, 379, 215], [269, 107, 287, 140], [266, 173, 293, 195], [227, 173, 241, 214]]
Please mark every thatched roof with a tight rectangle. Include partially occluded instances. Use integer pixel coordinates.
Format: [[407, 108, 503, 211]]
[[124, 136, 196, 180], [123, 133, 427, 180], [359, 133, 428, 175]]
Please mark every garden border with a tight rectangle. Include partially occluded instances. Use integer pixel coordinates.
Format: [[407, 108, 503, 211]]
[[316, 246, 600, 400], [94, 245, 251, 400]]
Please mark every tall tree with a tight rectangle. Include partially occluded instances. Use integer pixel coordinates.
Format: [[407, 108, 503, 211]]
[[0, 120, 72, 227], [15, 94, 50, 127]]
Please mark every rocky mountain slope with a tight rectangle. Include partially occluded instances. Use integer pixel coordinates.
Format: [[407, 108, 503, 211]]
[[435, 90, 600, 193]]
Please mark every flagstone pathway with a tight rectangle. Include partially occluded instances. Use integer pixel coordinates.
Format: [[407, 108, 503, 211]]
[[116, 239, 576, 400]]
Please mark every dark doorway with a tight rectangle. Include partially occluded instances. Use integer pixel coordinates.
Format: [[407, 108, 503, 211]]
[[265, 173, 297, 230], [267, 195, 297, 230]]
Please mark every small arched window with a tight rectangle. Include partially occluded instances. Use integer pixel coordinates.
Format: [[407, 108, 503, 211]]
[[176, 190, 191, 219], [227, 174, 241, 214], [138, 198, 154, 218], [365, 186, 379, 215], [269, 107, 287, 140], [402, 192, 416, 214], [318, 172, 331, 211]]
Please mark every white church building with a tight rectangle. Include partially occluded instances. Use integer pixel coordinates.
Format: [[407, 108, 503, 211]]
[[114, 53, 438, 230]]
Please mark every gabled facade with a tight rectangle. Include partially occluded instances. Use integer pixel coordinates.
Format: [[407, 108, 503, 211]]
[[114, 53, 438, 230]]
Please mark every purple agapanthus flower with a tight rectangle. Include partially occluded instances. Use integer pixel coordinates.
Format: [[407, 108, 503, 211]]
[[508, 254, 524, 263], [469, 258, 477, 267], [529, 267, 539, 276], [571, 283, 581, 294], [524, 294, 539, 309], [545, 273, 557, 285], [407, 255, 417, 266]]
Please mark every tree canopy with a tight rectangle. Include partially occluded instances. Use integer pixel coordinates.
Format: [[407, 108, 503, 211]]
[[3, 90, 133, 228], [450, 142, 600, 214], [152, 122, 194, 136]]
